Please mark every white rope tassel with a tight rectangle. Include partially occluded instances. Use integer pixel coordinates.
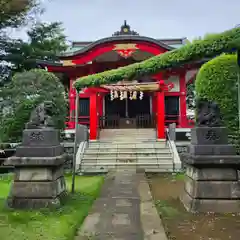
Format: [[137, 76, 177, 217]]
[[139, 91, 144, 100], [123, 91, 128, 99], [132, 91, 137, 100], [114, 90, 118, 99], [129, 91, 133, 100], [110, 90, 114, 101], [120, 91, 124, 100]]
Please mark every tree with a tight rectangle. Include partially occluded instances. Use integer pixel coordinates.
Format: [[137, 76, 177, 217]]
[[0, 0, 42, 84], [0, 0, 40, 29], [0, 69, 68, 142], [3, 22, 68, 72]]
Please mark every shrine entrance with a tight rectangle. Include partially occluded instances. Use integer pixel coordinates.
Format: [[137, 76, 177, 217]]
[[100, 92, 154, 129]]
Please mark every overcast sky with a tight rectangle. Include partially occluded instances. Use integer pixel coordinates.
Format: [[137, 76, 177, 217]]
[[10, 0, 240, 42]]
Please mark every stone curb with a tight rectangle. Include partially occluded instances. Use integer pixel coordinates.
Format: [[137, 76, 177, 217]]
[[138, 173, 168, 240]]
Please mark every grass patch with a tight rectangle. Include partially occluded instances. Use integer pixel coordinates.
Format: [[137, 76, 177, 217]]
[[0, 175, 104, 240], [173, 172, 185, 180], [156, 200, 181, 218]]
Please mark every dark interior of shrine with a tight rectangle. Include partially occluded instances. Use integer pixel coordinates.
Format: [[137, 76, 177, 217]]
[[104, 92, 151, 118]]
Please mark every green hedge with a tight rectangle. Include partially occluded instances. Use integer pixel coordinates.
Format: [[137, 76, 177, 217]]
[[195, 54, 239, 145], [74, 27, 240, 90]]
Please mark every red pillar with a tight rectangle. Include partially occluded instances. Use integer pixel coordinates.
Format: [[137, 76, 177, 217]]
[[90, 93, 97, 140], [179, 72, 187, 127], [156, 91, 165, 139]]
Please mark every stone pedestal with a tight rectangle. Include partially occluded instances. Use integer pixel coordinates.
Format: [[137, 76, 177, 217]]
[[5, 128, 67, 209], [181, 127, 240, 213]]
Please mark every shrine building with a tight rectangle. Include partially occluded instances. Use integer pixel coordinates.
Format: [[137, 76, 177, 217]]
[[37, 21, 200, 140]]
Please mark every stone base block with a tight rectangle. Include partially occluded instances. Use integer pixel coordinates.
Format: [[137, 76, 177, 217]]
[[181, 192, 240, 213], [191, 127, 228, 145], [5, 154, 66, 166], [188, 144, 236, 155], [22, 128, 60, 146], [182, 153, 240, 165], [14, 166, 64, 181], [16, 145, 63, 157], [186, 165, 238, 181], [10, 176, 66, 198], [184, 176, 240, 199], [7, 191, 68, 209]]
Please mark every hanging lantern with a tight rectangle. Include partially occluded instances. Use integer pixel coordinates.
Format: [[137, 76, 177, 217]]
[[139, 91, 144, 100]]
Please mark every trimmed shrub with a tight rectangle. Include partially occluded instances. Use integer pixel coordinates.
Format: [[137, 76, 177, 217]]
[[0, 69, 67, 142], [74, 27, 240, 90], [195, 54, 240, 146]]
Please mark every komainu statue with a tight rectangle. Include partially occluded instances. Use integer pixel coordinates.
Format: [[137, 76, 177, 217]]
[[26, 101, 55, 129], [195, 98, 222, 127]]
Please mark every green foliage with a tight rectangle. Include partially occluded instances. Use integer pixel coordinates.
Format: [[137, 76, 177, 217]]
[[0, 69, 67, 142], [195, 54, 239, 144], [2, 22, 67, 73], [190, 33, 220, 44], [0, 0, 43, 85], [74, 27, 240, 90], [0, 0, 40, 29], [1, 99, 37, 142]]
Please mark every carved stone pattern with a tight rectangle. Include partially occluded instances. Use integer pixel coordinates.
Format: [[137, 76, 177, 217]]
[[30, 132, 44, 141], [205, 129, 220, 141]]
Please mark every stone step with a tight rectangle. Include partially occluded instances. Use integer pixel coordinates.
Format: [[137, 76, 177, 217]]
[[80, 164, 175, 173], [81, 161, 173, 166], [91, 138, 165, 142], [90, 140, 164, 143], [85, 150, 170, 155], [88, 143, 167, 148], [99, 130, 156, 134], [84, 151, 171, 155], [80, 167, 174, 173], [82, 155, 172, 161], [99, 134, 156, 137]]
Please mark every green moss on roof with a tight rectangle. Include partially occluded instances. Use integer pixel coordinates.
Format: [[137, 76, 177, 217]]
[[74, 27, 240, 90]]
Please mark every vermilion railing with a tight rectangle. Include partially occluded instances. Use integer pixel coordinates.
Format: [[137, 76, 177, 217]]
[[65, 114, 195, 130]]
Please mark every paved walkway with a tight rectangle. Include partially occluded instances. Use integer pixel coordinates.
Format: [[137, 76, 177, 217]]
[[76, 169, 167, 240]]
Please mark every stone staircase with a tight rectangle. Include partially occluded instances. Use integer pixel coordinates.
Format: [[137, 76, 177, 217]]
[[78, 129, 180, 173]]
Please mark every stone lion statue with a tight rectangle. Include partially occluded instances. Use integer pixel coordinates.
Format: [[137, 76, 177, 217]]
[[195, 98, 222, 127], [26, 101, 55, 129]]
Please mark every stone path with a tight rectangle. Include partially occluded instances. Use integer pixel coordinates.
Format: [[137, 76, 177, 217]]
[[76, 169, 167, 240]]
